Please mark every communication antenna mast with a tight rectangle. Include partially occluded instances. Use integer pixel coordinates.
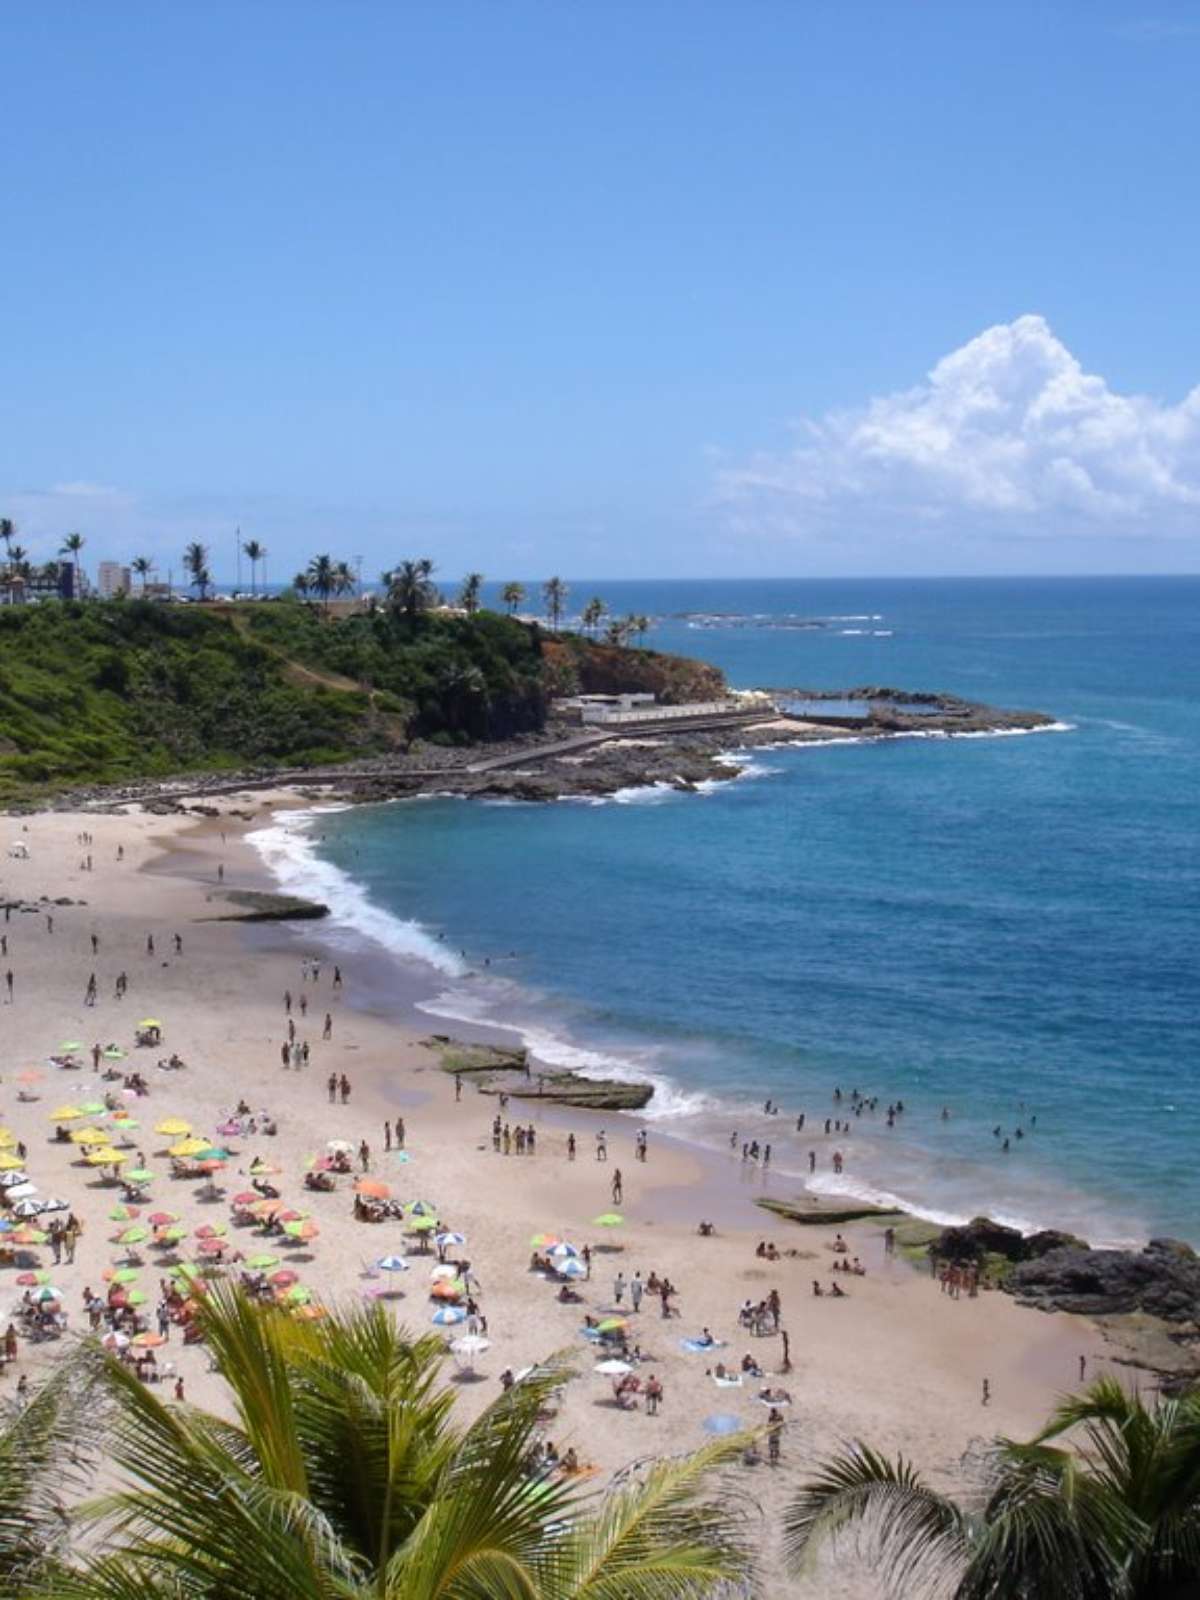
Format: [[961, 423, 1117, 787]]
[[236, 526, 242, 593]]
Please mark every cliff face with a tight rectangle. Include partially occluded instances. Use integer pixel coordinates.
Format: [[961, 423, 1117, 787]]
[[540, 635, 726, 704]]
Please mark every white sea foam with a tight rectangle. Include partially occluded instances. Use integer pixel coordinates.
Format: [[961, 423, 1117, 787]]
[[246, 808, 464, 976]]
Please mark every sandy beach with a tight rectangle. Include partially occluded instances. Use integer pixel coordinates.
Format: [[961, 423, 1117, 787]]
[[0, 796, 1110, 1592]]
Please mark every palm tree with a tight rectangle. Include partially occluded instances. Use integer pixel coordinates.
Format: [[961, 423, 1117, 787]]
[[334, 560, 356, 601], [605, 617, 632, 647], [306, 553, 339, 615], [293, 571, 311, 598], [631, 613, 651, 647], [242, 538, 267, 597], [502, 580, 526, 615], [384, 558, 439, 623], [7, 544, 30, 578], [0, 1363, 97, 1589], [131, 556, 154, 596], [183, 541, 211, 600], [60, 530, 85, 596], [581, 596, 607, 637], [543, 575, 568, 631], [458, 572, 484, 614], [785, 1378, 1200, 1600], [0, 518, 14, 566], [58, 1286, 751, 1600]]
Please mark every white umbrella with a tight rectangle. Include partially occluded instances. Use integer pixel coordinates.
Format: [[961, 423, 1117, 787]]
[[376, 1255, 409, 1273], [435, 1230, 466, 1248], [0, 1171, 29, 1190], [557, 1258, 587, 1280], [594, 1359, 633, 1376], [10, 1197, 45, 1217], [326, 1139, 354, 1155], [3, 1182, 38, 1202], [429, 1263, 459, 1282], [548, 1242, 579, 1259], [35, 1197, 70, 1214], [451, 1334, 491, 1359]]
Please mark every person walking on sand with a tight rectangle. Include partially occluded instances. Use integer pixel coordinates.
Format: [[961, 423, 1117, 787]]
[[384, 1123, 392, 1152], [567, 1133, 576, 1161], [284, 990, 292, 1014], [323, 1012, 333, 1040], [339, 1074, 351, 1105], [611, 1169, 623, 1205], [5, 970, 12, 1002], [982, 1378, 991, 1406], [327, 1073, 337, 1104], [359, 1140, 370, 1172], [300, 994, 308, 1017], [613, 1271, 626, 1306], [333, 966, 342, 989], [631, 1272, 643, 1312], [596, 1130, 607, 1162], [174, 933, 183, 954], [395, 1117, 405, 1149], [146, 934, 154, 955], [455, 1073, 462, 1101]]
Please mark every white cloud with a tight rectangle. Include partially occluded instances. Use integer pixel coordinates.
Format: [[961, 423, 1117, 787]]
[[719, 315, 1200, 546]]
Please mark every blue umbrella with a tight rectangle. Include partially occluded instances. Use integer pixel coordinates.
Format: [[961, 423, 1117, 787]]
[[558, 1258, 587, 1280], [702, 1414, 744, 1436], [377, 1255, 408, 1272], [436, 1231, 466, 1248], [432, 1306, 466, 1325]]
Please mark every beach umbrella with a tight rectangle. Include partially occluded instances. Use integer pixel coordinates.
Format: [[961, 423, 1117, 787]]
[[431, 1306, 466, 1325], [124, 1168, 155, 1184], [71, 1127, 109, 1145], [702, 1414, 745, 1436], [0, 1128, 16, 1148], [231, 1192, 259, 1207], [0, 1172, 30, 1190], [117, 1225, 149, 1246], [269, 1269, 299, 1287], [548, 1242, 579, 1259], [109, 1203, 141, 1222], [103, 1046, 126, 1060], [430, 1280, 464, 1301], [48, 1105, 84, 1121], [33, 1286, 63, 1303], [147, 1210, 179, 1226], [193, 1146, 231, 1163], [594, 1359, 634, 1376], [284, 1219, 319, 1241], [10, 1227, 47, 1245], [406, 1199, 437, 1217], [292, 1303, 327, 1322], [558, 1258, 588, 1280], [595, 1317, 627, 1334], [60, 1040, 84, 1052], [169, 1262, 202, 1283], [194, 1222, 227, 1239], [326, 1139, 354, 1154], [154, 1118, 191, 1137], [85, 1148, 126, 1166], [592, 1213, 624, 1228], [104, 1267, 140, 1285], [284, 1285, 312, 1305], [355, 1179, 390, 1199], [246, 1252, 281, 1269], [16, 1270, 52, 1287], [252, 1199, 284, 1219], [136, 1020, 162, 1032], [154, 1226, 187, 1244], [448, 1331, 489, 1356], [79, 1101, 107, 1115], [169, 1137, 210, 1158], [0, 1153, 24, 1172], [198, 1238, 230, 1255], [429, 1263, 459, 1281], [132, 1331, 166, 1349], [277, 1209, 308, 1224], [249, 1160, 280, 1177], [125, 1289, 148, 1307], [101, 1331, 130, 1351], [408, 1215, 437, 1233], [436, 1231, 466, 1248], [377, 1255, 409, 1272]]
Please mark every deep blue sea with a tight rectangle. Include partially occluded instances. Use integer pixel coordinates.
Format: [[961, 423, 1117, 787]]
[[252, 578, 1200, 1245]]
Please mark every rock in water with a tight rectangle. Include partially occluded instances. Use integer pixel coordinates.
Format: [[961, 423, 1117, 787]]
[[1007, 1238, 1200, 1321]]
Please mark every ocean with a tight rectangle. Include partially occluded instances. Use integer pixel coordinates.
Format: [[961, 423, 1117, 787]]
[[249, 577, 1200, 1246]]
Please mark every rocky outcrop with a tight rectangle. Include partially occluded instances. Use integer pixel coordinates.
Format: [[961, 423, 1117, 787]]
[[542, 637, 726, 706], [423, 1037, 653, 1111], [202, 889, 329, 922], [1007, 1238, 1200, 1322], [931, 1216, 1087, 1265], [757, 1195, 904, 1226]]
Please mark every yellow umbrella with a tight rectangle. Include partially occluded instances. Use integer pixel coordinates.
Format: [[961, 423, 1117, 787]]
[[169, 1137, 210, 1158], [85, 1147, 127, 1166], [154, 1118, 191, 1137], [0, 1152, 25, 1171], [0, 1128, 17, 1148], [138, 1019, 162, 1030], [48, 1104, 84, 1121], [71, 1127, 109, 1146]]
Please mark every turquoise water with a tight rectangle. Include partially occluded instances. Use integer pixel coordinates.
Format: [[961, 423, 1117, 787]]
[[257, 578, 1200, 1244]]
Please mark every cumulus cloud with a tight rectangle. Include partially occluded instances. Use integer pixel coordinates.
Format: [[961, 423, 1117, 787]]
[[719, 315, 1200, 545]]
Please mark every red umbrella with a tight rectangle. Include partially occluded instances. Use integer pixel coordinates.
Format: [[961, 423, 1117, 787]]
[[269, 1268, 299, 1288], [198, 1238, 229, 1256]]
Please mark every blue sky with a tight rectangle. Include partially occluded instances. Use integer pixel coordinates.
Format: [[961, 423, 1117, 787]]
[[3, 2, 1199, 579]]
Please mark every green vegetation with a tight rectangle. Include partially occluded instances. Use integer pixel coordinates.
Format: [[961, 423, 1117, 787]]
[[786, 1378, 1200, 1598], [36, 1286, 750, 1599]]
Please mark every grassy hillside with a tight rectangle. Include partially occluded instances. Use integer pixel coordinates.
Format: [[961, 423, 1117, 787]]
[[0, 598, 725, 801]]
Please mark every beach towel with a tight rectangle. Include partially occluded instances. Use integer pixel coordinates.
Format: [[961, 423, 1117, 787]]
[[712, 1373, 743, 1387], [680, 1337, 727, 1353]]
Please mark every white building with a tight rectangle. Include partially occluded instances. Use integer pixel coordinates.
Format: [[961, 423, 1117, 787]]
[[97, 561, 131, 598]]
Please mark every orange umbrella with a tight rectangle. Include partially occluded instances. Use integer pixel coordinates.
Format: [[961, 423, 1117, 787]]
[[430, 1281, 464, 1301], [355, 1180, 391, 1199]]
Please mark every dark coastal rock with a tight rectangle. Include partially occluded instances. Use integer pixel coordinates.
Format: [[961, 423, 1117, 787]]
[[757, 1195, 904, 1227], [1007, 1238, 1200, 1321], [203, 889, 329, 922], [932, 1217, 1089, 1266]]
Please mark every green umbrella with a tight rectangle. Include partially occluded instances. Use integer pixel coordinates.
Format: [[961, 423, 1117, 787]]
[[109, 1267, 140, 1284], [79, 1101, 106, 1114], [60, 1040, 84, 1052], [595, 1317, 628, 1333], [125, 1168, 154, 1183], [155, 1225, 186, 1244], [118, 1225, 149, 1245], [125, 1289, 147, 1306], [246, 1252, 281, 1269], [103, 1047, 126, 1060], [408, 1215, 438, 1232], [285, 1285, 312, 1305], [593, 1213, 624, 1227], [170, 1262, 201, 1282]]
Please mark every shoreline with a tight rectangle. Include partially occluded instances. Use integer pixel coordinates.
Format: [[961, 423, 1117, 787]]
[[0, 795, 1192, 1595]]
